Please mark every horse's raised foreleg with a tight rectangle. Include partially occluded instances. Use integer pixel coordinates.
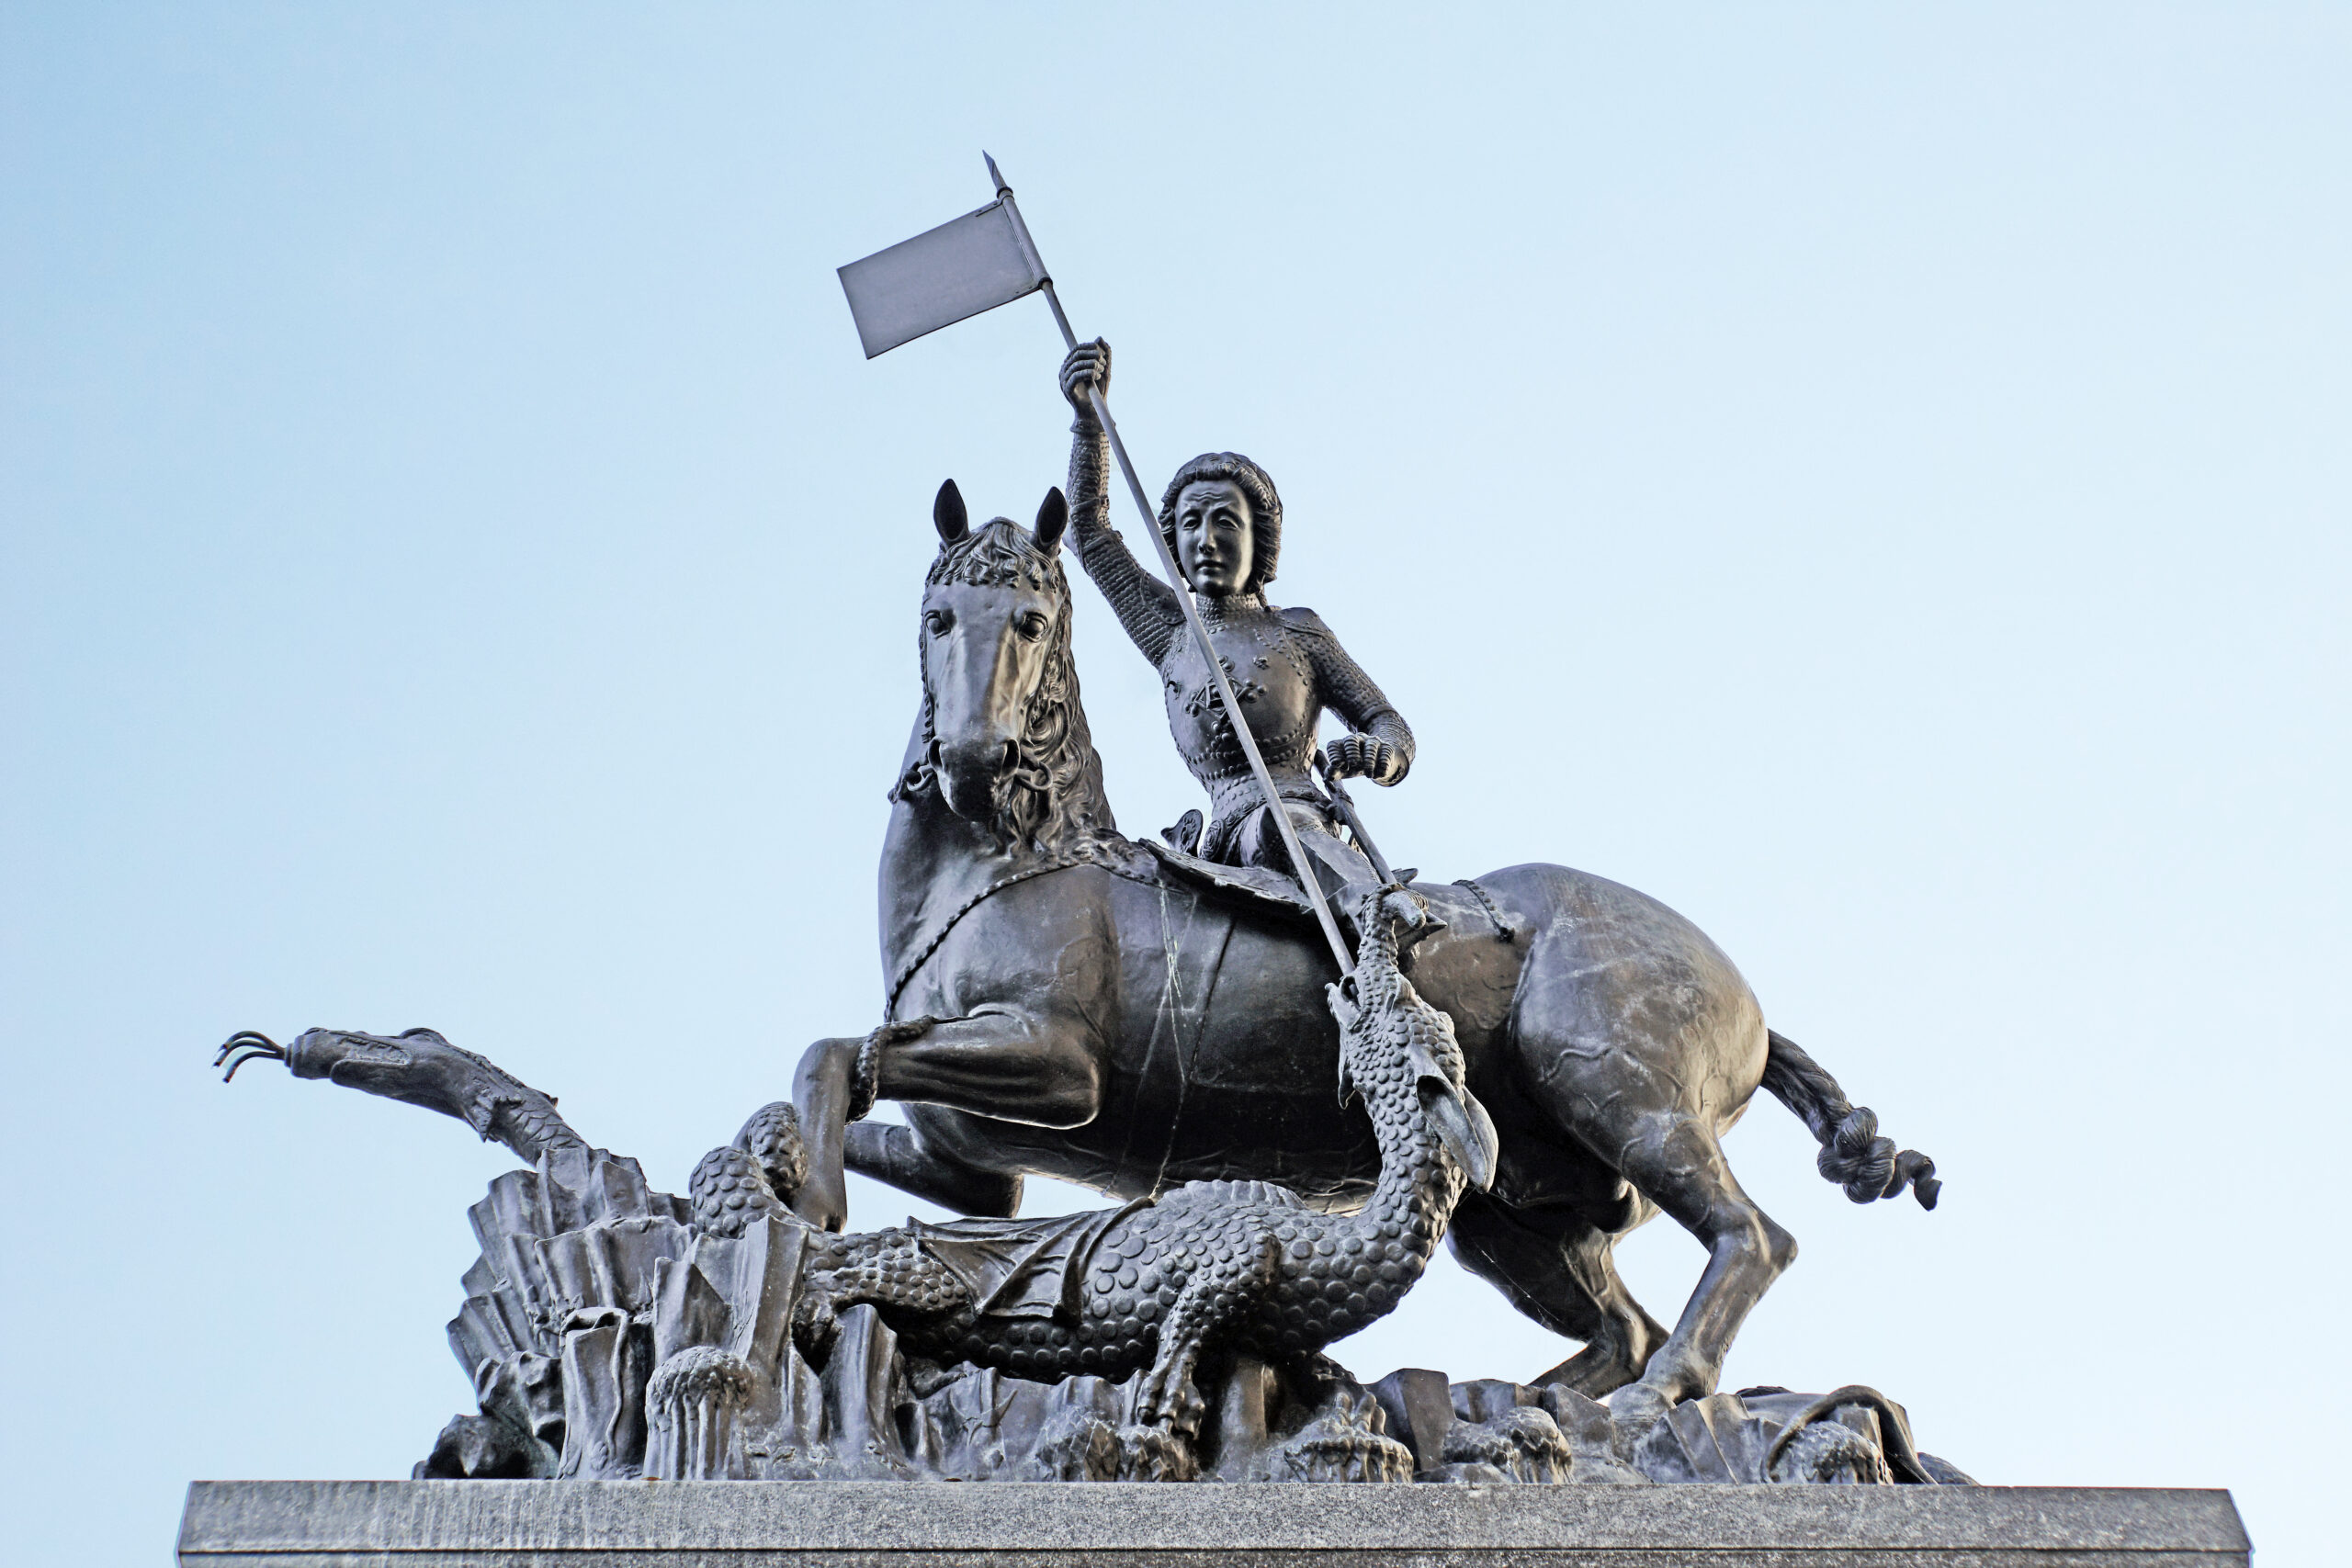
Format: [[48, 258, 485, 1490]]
[[868, 1008, 1105, 1128], [793, 1009, 1103, 1229]]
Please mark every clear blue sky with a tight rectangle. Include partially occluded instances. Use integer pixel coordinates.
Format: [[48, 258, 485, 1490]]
[[5, 5, 2346, 1562]]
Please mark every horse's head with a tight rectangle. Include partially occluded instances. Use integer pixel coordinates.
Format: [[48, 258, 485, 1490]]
[[908, 480, 1110, 852]]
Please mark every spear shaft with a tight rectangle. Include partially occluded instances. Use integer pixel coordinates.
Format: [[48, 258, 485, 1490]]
[[986, 153, 1352, 974]]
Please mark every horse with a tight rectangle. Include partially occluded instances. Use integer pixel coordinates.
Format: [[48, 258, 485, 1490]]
[[790, 480, 1937, 1417]]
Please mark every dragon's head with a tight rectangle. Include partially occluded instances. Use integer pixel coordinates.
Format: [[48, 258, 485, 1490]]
[[1351, 883, 1443, 961], [1330, 886, 1497, 1191]]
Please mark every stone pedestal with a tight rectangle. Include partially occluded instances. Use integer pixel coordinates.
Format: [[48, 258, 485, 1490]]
[[178, 1479, 2249, 1566]]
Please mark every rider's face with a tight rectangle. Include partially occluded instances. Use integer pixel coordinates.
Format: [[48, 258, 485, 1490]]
[[1174, 480, 1254, 596]]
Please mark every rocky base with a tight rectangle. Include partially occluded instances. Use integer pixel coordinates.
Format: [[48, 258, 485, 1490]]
[[177, 1481, 2251, 1566], [425, 1145, 1970, 1488]]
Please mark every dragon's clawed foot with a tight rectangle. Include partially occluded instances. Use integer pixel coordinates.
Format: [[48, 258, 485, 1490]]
[[1130, 1363, 1171, 1428], [214, 1030, 288, 1082], [1162, 1376, 1209, 1438], [1115, 1421, 1200, 1483], [1131, 1352, 1209, 1439]]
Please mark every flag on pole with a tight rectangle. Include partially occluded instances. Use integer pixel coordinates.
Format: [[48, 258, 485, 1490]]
[[838, 197, 1050, 359]]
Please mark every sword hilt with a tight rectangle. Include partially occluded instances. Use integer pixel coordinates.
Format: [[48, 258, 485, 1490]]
[[1317, 754, 1396, 886]]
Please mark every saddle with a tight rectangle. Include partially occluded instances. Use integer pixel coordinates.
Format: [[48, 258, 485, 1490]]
[[1132, 836, 1523, 953], [1136, 836, 1320, 922]]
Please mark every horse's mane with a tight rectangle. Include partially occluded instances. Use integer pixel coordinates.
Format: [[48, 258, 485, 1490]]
[[899, 521, 1117, 856]]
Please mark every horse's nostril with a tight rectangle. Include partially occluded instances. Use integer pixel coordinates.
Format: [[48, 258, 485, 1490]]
[[1000, 739, 1020, 773]]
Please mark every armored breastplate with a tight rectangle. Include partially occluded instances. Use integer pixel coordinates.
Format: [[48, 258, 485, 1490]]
[[1160, 603, 1321, 816]]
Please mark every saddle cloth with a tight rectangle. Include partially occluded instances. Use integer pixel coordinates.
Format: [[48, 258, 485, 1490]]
[[1131, 837, 1519, 949]]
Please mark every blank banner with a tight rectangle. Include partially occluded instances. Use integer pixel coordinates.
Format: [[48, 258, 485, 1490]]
[[838, 200, 1047, 359]]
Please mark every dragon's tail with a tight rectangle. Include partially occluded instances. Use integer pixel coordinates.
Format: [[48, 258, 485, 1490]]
[[1760, 1030, 1940, 1209]]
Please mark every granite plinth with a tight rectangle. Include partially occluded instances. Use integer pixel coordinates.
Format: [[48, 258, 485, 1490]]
[[177, 1480, 2249, 1567]]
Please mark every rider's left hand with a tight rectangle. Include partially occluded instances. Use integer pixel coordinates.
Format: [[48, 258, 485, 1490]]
[[1325, 735, 1400, 785]]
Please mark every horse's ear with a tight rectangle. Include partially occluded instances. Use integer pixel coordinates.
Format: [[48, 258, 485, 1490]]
[[1034, 487, 1068, 554], [933, 479, 969, 545]]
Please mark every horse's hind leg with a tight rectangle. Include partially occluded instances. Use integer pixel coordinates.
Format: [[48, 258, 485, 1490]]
[[1601, 1113, 1796, 1413], [1446, 1190, 1670, 1399]]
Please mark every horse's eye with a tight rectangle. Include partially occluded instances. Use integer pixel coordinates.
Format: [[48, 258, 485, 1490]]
[[1019, 614, 1048, 640], [925, 610, 952, 636]]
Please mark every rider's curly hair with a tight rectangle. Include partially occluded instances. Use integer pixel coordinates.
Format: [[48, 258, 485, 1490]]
[[1158, 453, 1283, 592]]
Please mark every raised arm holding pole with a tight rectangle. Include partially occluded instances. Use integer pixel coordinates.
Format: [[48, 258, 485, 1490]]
[[982, 154, 1357, 975]]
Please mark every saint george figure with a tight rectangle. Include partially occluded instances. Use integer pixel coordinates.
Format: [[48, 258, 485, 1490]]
[[1060, 341, 1413, 897]]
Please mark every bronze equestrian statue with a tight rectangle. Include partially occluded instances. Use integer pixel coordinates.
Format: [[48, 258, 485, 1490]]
[[791, 483, 1939, 1427]]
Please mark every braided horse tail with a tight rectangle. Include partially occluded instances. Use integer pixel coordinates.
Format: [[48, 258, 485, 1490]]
[[1760, 1031, 1941, 1209]]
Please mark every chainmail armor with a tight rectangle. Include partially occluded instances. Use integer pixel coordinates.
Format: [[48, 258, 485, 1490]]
[[1066, 422, 1415, 869]]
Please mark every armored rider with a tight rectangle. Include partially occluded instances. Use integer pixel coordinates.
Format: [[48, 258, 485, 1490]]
[[1058, 340, 1413, 897]]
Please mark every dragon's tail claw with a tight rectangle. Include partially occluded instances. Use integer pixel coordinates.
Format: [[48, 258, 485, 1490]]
[[215, 1030, 288, 1082]]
